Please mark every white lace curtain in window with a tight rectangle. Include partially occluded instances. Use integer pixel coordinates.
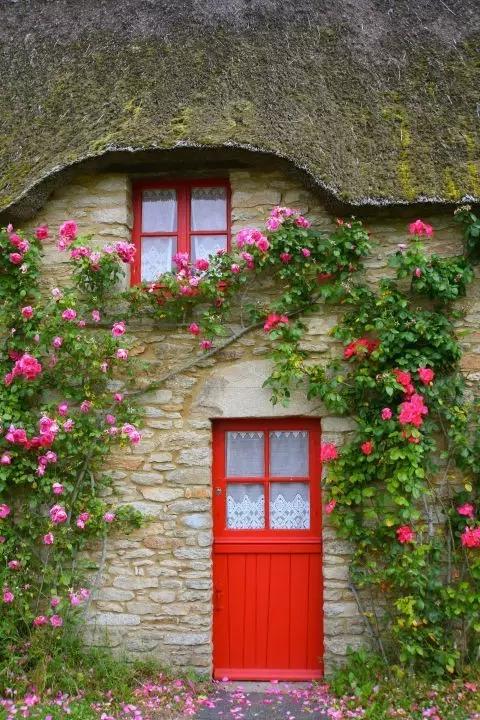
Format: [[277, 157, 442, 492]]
[[270, 431, 308, 476], [270, 482, 310, 529], [226, 483, 265, 529]]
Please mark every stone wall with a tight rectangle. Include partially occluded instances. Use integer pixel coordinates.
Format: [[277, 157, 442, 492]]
[[25, 164, 480, 675]]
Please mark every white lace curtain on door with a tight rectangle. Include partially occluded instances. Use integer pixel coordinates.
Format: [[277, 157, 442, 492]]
[[270, 482, 310, 529], [226, 483, 265, 529]]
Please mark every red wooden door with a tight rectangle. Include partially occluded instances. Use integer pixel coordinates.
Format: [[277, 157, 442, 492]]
[[212, 418, 323, 680]]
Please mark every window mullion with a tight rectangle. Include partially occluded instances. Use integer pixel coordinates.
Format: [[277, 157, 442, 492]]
[[177, 185, 189, 255]]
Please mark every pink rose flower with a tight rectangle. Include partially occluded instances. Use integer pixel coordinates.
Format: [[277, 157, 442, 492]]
[[414, 267, 422, 278], [59, 220, 78, 243], [76, 512, 90, 529], [263, 313, 289, 333], [458, 503, 475, 519], [230, 263, 241, 274], [9, 253, 23, 264], [33, 615, 48, 626], [381, 408, 393, 420], [80, 400, 92, 413], [92, 309, 101, 323], [103, 512, 116, 523], [112, 321, 126, 337], [50, 597, 60, 608], [265, 216, 282, 231], [188, 323, 200, 336], [52, 336, 63, 349], [121, 423, 141, 444], [43, 532, 54, 545], [200, 339, 213, 351], [114, 241, 136, 263], [57, 402, 68, 416], [50, 614, 63, 627], [77, 320, 86, 328], [116, 349, 128, 360], [325, 499, 337, 514], [295, 216, 311, 228], [21, 306, 34, 319], [49, 504, 67, 524], [114, 393, 123, 403], [52, 482, 64, 495], [62, 308, 77, 321], [35, 225, 49, 240], [7, 560, 20, 570], [408, 219, 433, 237], [301, 248, 311, 257], [320, 443, 339, 462], [11, 353, 43, 381], [396, 525, 415, 544], [398, 393, 428, 428], [105, 414, 116, 425], [418, 367, 435, 385], [3, 589, 14, 603], [0, 504, 11, 519], [195, 258, 209, 271], [63, 419, 74, 432], [256, 236, 270, 252], [1, 453, 12, 465], [461, 527, 480, 548], [280, 252, 292, 264], [51, 287, 62, 300], [361, 441, 374, 456], [69, 593, 81, 606]]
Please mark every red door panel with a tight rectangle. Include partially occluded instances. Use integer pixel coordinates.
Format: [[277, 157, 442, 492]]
[[212, 418, 323, 681]]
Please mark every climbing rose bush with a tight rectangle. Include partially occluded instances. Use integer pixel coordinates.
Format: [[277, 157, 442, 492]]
[[0, 223, 142, 663]]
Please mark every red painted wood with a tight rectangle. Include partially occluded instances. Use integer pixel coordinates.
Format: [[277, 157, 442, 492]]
[[212, 418, 323, 681], [131, 178, 231, 285]]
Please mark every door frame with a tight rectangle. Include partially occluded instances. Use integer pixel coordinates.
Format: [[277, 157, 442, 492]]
[[211, 417, 323, 680]]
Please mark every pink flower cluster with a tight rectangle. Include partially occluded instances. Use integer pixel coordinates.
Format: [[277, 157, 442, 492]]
[[236, 228, 270, 252], [121, 423, 141, 444], [113, 241, 136, 263], [57, 220, 78, 250], [343, 337, 379, 360], [398, 393, 428, 428], [408, 219, 433, 237], [263, 313, 289, 333], [265, 206, 311, 231], [5, 415, 58, 452], [69, 587, 90, 605], [4, 353, 42, 385], [7, 227, 30, 265]]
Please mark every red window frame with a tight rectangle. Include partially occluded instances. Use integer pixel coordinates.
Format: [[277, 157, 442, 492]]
[[213, 418, 322, 542], [131, 178, 231, 285]]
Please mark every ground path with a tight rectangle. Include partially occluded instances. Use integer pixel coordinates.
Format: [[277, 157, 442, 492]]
[[195, 682, 329, 719]]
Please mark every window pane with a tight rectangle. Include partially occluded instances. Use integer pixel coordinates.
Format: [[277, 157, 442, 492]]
[[270, 431, 309, 476], [142, 189, 177, 232], [270, 482, 310, 529], [227, 483, 265, 529], [191, 186, 227, 230], [191, 234, 227, 261], [226, 431, 264, 477], [141, 237, 176, 281]]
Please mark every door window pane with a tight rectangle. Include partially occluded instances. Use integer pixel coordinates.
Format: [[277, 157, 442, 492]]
[[142, 189, 177, 232], [226, 431, 264, 477], [191, 187, 227, 230], [270, 482, 310, 529], [270, 431, 309, 477], [191, 235, 228, 261], [227, 483, 265, 529], [141, 237, 176, 281]]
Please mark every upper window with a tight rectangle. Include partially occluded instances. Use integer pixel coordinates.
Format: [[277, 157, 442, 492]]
[[131, 179, 230, 284]]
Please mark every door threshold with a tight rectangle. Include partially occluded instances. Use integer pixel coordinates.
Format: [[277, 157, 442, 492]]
[[213, 668, 323, 681]]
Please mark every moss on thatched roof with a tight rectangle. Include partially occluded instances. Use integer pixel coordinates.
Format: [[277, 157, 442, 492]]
[[1, 0, 479, 217]]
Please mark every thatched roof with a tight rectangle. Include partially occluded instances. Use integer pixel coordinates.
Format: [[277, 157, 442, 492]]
[[1, 0, 479, 219]]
